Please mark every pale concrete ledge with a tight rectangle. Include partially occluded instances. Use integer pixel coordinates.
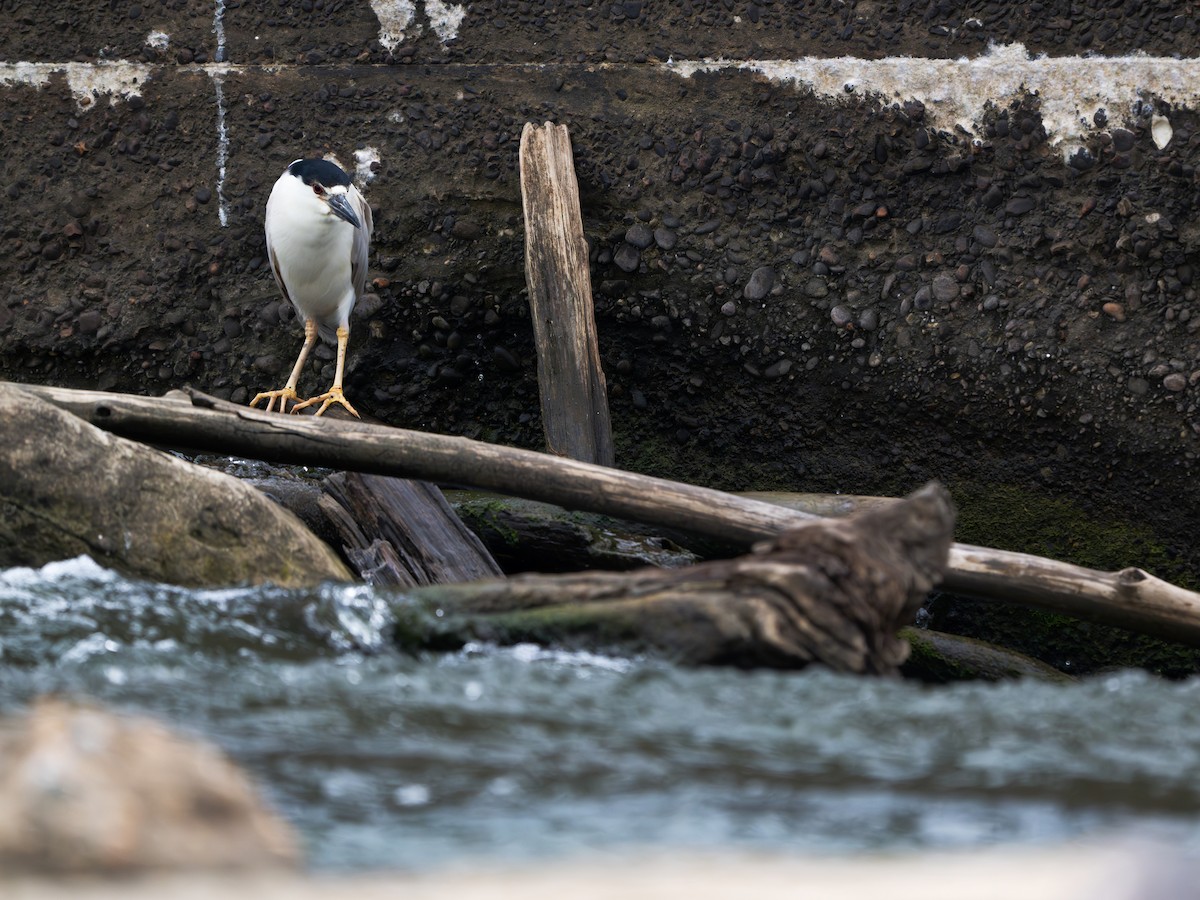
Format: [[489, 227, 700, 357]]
[[5, 843, 1193, 900]]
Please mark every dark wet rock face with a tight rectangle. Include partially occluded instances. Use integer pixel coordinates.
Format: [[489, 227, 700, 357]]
[[0, 3, 1198, 586]]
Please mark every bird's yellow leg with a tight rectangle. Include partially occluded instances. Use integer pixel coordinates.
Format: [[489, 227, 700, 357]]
[[292, 325, 360, 418], [250, 319, 318, 414]]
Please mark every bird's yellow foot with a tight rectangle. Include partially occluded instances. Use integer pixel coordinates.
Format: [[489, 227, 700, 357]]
[[292, 388, 360, 418], [249, 387, 300, 414]]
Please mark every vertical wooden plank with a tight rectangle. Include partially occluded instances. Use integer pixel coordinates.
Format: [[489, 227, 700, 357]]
[[519, 121, 615, 467]]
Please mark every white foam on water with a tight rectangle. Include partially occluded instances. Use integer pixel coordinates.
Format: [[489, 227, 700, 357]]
[[0, 555, 118, 587], [502, 641, 637, 673]]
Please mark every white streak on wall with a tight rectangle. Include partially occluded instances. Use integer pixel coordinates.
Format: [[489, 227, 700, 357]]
[[212, 73, 230, 227], [667, 43, 1200, 160], [0, 61, 153, 110], [426, 1, 468, 43], [368, 0, 418, 51], [213, 0, 228, 63], [354, 147, 381, 187], [0, 61, 53, 89]]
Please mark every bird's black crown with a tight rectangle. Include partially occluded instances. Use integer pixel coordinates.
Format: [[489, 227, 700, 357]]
[[287, 158, 352, 188]]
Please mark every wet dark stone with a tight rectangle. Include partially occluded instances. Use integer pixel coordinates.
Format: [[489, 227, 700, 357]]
[[932, 273, 959, 303], [78, 310, 102, 334], [830, 305, 853, 327], [492, 346, 520, 371], [743, 266, 775, 301], [980, 258, 997, 285], [1069, 148, 1095, 171], [252, 355, 280, 375], [804, 278, 829, 299], [437, 366, 464, 386], [764, 359, 792, 379], [451, 219, 483, 240], [973, 225, 998, 248], [625, 223, 654, 249], [930, 213, 961, 234], [1006, 197, 1036, 215], [654, 226, 677, 250], [356, 293, 384, 318], [614, 242, 641, 272], [1111, 128, 1136, 151]]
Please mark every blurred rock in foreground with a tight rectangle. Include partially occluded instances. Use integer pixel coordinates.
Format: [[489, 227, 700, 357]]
[[0, 698, 300, 873]]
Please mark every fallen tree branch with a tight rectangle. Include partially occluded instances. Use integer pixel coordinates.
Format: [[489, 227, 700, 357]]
[[398, 482, 956, 675], [14, 382, 1200, 649]]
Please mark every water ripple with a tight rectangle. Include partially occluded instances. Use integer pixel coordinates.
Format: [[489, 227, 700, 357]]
[[3, 560, 1200, 870]]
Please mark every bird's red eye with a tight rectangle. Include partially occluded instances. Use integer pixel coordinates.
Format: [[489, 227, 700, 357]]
[[312, 184, 325, 196]]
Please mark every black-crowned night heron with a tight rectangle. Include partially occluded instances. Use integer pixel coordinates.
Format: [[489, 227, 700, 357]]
[[250, 157, 373, 418]]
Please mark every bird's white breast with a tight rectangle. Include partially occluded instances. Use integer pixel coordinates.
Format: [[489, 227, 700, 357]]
[[265, 172, 357, 329]]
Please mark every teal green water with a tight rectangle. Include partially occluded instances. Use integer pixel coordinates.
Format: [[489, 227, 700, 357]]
[[3, 556, 1200, 871]]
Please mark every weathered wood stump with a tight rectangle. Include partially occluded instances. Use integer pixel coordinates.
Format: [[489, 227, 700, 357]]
[[519, 121, 614, 465], [396, 482, 956, 675], [320, 472, 502, 587]]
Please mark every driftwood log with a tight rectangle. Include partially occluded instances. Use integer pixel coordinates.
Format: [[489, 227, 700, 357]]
[[400, 483, 955, 675], [13, 382, 1200, 650], [448, 493, 700, 572], [319, 473, 501, 587], [519, 122, 614, 465]]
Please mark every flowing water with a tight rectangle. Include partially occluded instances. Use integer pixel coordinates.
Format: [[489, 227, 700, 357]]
[[3, 555, 1200, 872]]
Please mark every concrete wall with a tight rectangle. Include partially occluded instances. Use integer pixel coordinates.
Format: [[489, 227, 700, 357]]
[[2, 3, 1199, 565]]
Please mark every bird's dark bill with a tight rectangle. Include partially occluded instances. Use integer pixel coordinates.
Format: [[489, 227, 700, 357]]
[[326, 193, 361, 228]]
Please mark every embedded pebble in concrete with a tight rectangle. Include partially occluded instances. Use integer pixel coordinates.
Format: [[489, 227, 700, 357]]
[[614, 243, 641, 273], [1164, 374, 1187, 392], [932, 274, 959, 304], [1103, 303, 1126, 322], [830, 305, 854, 328], [743, 266, 775, 301]]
